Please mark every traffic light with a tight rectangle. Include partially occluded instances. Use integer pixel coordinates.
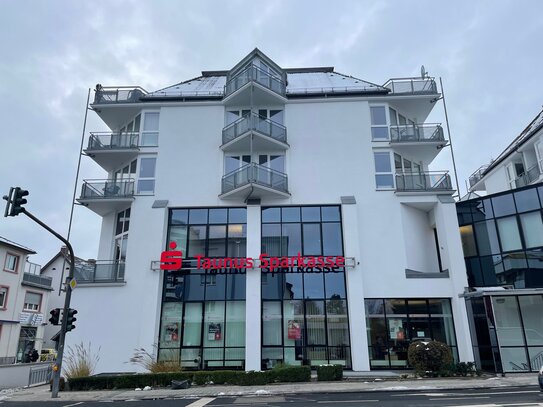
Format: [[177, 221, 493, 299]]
[[66, 308, 78, 332], [49, 308, 61, 325], [3, 187, 29, 217]]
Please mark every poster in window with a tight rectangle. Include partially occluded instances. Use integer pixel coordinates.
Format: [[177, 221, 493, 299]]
[[388, 318, 405, 340], [165, 323, 179, 342], [208, 323, 222, 341], [287, 320, 301, 340]]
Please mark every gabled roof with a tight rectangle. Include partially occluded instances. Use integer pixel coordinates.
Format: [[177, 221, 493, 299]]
[[228, 48, 284, 79], [41, 247, 86, 274], [0, 236, 35, 254]]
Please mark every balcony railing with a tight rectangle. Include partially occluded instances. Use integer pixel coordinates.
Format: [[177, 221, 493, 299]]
[[395, 171, 453, 192], [87, 132, 139, 150], [93, 86, 148, 104], [74, 261, 125, 283], [515, 164, 541, 188], [383, 77, 438, 95], [225, 64, 286, 97], [24, 261, 41, 275], [390, 124, 445, 143], [469, 164, 490, 188], [222, 113, 287, 145], [80, 179, 135, 199], [222, 163, 288, 194], [22, 272, 52, 289]]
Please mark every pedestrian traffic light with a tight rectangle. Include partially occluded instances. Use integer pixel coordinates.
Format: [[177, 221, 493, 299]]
[[49, 308, 61, 325], [66, 308, 78, 332], [2, 187, 29, 217]]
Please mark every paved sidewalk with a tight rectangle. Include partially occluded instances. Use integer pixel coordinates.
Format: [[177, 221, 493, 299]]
[[1, 373, 538, 402]]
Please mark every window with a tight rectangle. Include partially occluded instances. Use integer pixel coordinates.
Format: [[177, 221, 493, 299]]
[[141, 112, 159, 146], [137, 157, 157, 193], [0, 287, 8, 308], [496, 216, 522, 252], [370, 106, 388, 140], [374, 152, 394, 189], [225, 155, 251, 174], [520, 212, 543, 248], [23, 292, 42, 312], [4, 253, 19, 273]]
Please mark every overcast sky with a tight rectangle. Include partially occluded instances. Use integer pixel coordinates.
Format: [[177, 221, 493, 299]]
[[1, 0, 542, 265]]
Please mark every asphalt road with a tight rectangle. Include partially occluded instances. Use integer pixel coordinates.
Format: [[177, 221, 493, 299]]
[[2, 386, 542, 406]]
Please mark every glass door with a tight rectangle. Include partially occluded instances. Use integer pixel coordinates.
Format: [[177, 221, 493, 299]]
[[181, 302, 203, 369]]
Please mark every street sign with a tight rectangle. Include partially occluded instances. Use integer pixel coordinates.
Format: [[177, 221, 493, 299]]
[[69, 279, 77, 290]]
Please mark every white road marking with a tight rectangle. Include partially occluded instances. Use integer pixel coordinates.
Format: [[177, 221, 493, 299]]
[[316, 401, 379, 403], [186, 397, 216, 407], [428, 396, 490, 401], [63, 403, 84, 407]]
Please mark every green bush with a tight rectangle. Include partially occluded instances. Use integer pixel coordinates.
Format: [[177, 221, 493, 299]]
[[68, 366, 311, 390], [453, 361, 477, 377], [407, 340, 453, 374], [316, 365, 343, 381]]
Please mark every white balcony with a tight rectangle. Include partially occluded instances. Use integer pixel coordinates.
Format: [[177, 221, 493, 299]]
[[84, 132, 140, 172], [77, 179, 134, 216]]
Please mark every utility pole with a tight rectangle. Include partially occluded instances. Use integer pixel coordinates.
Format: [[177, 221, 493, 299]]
[[3, 189, 76, 398]]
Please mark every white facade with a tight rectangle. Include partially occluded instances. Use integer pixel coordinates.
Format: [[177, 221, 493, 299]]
[[70, 49, 473, 372], [0, 237, 51, 364], [468, 109, 543, 195]]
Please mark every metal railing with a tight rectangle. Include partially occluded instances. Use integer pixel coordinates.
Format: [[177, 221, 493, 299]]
[[24, 261, 41, 275], [383, 77, 438, 95], [225, 64, 286, 97], [390, 124, 445, 143], [93, 86, 148, 104], [222, 112, 287, 145], [28, 364, 52, 387], [22, 272, 52, 289], [222, 163, 288, 194], [395, 171, 453, 192], [87, 132, 139, 150], [515, 163, 541, 188], [0, 356, 15, 365], [80, 179, 135, 199], [468, 164, 490, 188], [74, 261, 125, 283]]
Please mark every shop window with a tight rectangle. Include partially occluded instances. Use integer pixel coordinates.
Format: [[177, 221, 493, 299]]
[[4, 253, 19, 273], [23, 292, 42, 312], [518, 295, 543, 346]]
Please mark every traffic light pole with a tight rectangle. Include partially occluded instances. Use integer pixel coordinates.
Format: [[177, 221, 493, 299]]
[[20, 210, 75, 398]]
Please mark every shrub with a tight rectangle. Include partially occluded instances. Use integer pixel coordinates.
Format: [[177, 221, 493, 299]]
[[454, 362, 478, 377], [130, 348, 182, 373], [273, 365, 311, 383], [407, 340, 452, 374], [64, 342, 100, 379], [316, 365, 343, 381]]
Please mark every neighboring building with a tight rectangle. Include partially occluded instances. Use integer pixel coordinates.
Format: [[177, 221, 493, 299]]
[[0, 236, 52, 364], [70, 48, 473, 373], [458, 108, 543, 373], [468, 108, 543, 194]]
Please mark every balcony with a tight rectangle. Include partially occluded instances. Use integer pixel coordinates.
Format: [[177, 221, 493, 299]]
[[395, 171, 453, 194], [77, 179, 135, 216], [93, 86, 148, 104], [223, 64, 287, 106], [220, 163, 289, 199], [384, 77, 438, 95], [84, 132, 140, 172], [389, 123, 447, 163], [221, 113, 288, 152], [468, 164, 490, 191], [74, 261, 125, 284], [383, 77, 440, 122], [91, 86, 148, 130], [22, 272, 53, 290], [515, 164, 541, 188]]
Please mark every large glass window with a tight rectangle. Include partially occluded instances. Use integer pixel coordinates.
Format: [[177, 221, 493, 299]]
[[137, 157, 157, 193], [370, 106, 388, 140], [374, 152, 394, 189], [261, 206, 350, 369], [141, 112, 159, 146]]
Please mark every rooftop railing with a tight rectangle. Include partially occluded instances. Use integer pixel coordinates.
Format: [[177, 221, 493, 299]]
[[395, 171, 453, 192], [515, 164, 541, 188], [87, 132, 139, 150], [225, 64, 286, 98], [390, 123, 445, 143], [80, 179, 135, 200], [24, 261, 41, 275], [222, 163, 288, 195], [93, 86, 148, 104], [222, 113, 287, 145], [22, 272, 52, 289], [74, 261, 125, 283], [469, 164, 490, 188], [383, 77, 438, 95]]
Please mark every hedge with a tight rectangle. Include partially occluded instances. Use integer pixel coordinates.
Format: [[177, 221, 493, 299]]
[[68, 366, 311, 390], [316, 365, 343, 381]]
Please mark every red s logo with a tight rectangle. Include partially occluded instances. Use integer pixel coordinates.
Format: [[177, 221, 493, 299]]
[[160, 242, 183, 270]]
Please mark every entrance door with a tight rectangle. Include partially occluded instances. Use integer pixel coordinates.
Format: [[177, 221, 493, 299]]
[[16, 327, 37, 363], [181, 302, 203, 368]]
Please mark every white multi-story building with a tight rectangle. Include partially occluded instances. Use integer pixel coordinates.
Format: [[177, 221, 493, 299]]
[[70, 49, 473, 372], [468, 108, 543, 195], [0, 237, 52, 364]]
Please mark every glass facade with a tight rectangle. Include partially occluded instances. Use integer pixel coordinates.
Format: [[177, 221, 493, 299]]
[[160, 207, 247, 369], [365, 298, 457, 369], [260, 205, 351, 369], [457, 183, 543, 288], [466, 294, 543, 372]]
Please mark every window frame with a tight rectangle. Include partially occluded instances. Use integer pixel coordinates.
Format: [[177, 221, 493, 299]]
[[0, 286, 8, 309], [141, 111, 160, 147], [4, 253, 20, 273], [137, 156, 157, 194], [370, 105, 389, 141], [22, 291, 42, 313], [373, 151, 395, 189]]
